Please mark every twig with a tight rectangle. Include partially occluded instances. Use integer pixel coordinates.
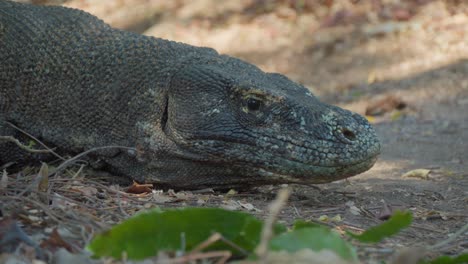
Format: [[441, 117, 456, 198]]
[[6, 121, 65, 160], [0, 135, 52, 153], [293, 205, 302, 218], [0, 195, 62, 223], [15, 167, 46, 197], [170, 251, 231, 264], [72, 164, 86, 179], [83, 179, 142, 202], [255, 188, 291, 261], [163, 233, 236, 264], [190, 232, 248, 256], [117, 191, 131, 218], [190, 233, 223, 253], [428, 222, 468, 250], [52, 145, 136, 175]]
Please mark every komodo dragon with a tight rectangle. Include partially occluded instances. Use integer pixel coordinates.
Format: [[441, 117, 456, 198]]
[[0, 0, 380, 189]]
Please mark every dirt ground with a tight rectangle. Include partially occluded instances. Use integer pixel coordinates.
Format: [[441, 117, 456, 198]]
[[2, 0, 467, 263]]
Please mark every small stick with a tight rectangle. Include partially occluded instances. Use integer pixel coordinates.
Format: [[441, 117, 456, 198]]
[[0, 135, 52, 154], [428, 222, 468, 250], [6, 121, 65, 160], [52, 145, 136, 175], [170, 251, 231, 264], [190, 232, 248, 256], [255, 188, 291, 261]]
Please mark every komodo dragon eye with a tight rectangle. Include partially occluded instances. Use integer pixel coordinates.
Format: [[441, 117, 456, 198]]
[[246, 97, 263, 111]]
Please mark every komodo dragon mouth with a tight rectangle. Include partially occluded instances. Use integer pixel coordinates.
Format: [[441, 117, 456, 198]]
[[0, 0, 380, 189], [255, 155, 380, 184]]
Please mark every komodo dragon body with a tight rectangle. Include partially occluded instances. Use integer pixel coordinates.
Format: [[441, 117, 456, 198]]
[[0, 0, 380, 189]]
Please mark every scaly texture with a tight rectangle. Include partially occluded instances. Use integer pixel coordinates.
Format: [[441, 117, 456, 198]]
[[0, 0, 380, 189]]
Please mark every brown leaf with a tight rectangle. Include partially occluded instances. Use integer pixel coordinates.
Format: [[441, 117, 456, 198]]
[[377, 200, 393, 220], [321, 9, 351, 28], [40, 228, 74, 253], [259, 248, 356, 264], [392, 7, 412, 21], [152, 193, 173, 203], [390, 247, 426, 264], [69, 186, 98, 197], [0, 218, 44, 259], [238, 201, 262, 212], [37, 163, 49, 193], [365, 95, 407, 116], [401, 169, 431, 180], [126, 181, 152, 194], [221, 200, 241, 211], [52, 248, 94, 264], [0, 169, 8, 192]]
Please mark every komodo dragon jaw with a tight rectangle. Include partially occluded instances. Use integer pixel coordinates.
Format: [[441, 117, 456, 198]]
[[0, 0, 380, 189]]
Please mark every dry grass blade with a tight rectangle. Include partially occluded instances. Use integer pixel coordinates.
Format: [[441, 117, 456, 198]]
[[190, 232, 247, 256], [37, 163, 49, 193], [428, 222, 468, 250], [0, 169, 7, 192]]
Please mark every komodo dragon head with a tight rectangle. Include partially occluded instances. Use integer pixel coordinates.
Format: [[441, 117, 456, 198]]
[[131, 55, 380, 189]]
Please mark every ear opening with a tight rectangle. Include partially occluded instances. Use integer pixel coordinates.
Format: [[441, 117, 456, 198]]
[[161, 95, 169, 133]]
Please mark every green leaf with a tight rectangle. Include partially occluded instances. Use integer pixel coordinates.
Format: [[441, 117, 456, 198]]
[[423, 254, 468, 264], [347, 211, 412, 243], [87, 207, 285, 260], [269, 227, 358, 261]]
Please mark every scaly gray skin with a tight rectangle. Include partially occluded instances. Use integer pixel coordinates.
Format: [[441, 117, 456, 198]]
[[0, 0, 380, 189]]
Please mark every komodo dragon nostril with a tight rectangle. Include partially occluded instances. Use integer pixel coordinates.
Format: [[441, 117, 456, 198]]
[[342, 128, 357, 141]]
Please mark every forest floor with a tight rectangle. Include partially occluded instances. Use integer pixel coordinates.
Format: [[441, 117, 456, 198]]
[[3, 0, 467, 263]]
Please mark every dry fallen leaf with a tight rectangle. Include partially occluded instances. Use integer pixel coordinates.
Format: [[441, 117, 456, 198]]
[[390, 247, 426, 264], [37, 163, 49, 193], [70, 186, 98, 197], [221, 199, 241, 211], [40, 228, 74, 253], [391, 7, 413, 21], [256, 249, 356, 264], [239, 201, 261, 212], [0, 169, 8, 192], [365, 95, 407, 116], [173, 191, 193, 201], [349, 206, 361, 216], [126, 181, 153, 194], [0, 253, 46, 264], [401, 169, 431, 180], [0, 218, 44, 259], [51, 193, 78, 210], [152, 193, 173, 203], [52, 248, 94, 264], [367, 70, 377, 84], [331, 214, 343, 222], [226, 189, 238, 195], [365, 115, 376, 124], [377, 200, 393, 220], [318, 215, 329, 222]]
